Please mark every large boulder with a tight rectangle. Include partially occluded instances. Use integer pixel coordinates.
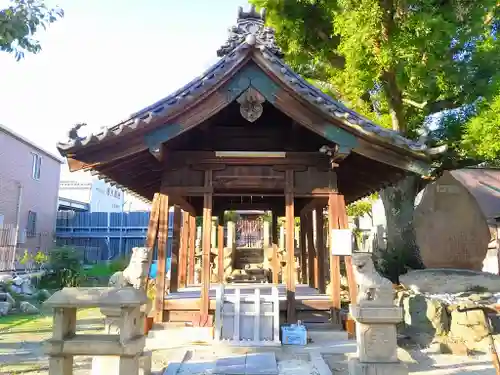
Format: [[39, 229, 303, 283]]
[[400, 294, 450, 346], [400, 268, 500, 294], [448, 303, 491, 350], [19, 301, 39, 315], [0, 301, 11, 316]]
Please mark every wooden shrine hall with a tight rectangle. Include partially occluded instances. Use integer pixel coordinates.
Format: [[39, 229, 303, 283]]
[[57, 6, 433, 328]]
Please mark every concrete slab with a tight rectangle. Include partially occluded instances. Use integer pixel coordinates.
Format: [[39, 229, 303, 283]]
[[245, 352, 278, 375], [214, 355, 247, 375]]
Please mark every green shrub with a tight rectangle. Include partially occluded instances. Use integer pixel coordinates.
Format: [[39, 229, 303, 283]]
[[39, 246, 83, 289]]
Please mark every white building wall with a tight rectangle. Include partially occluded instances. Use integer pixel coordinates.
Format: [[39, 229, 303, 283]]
[[58, 182, 92, 204], [89, 179, 124, 213], [59, 179, 124, 213]]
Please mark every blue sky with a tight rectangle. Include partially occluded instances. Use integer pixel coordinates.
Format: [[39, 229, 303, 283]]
[[0, 0, 247, 161]]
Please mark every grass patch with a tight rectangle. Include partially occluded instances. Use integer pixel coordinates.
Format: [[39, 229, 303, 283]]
[[0, 308, 102, 334], [0, 363, 45, 374]]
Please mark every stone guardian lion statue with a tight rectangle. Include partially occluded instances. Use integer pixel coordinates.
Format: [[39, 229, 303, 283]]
[[351, 252, 394, 306], [108, 247, 150, 289]]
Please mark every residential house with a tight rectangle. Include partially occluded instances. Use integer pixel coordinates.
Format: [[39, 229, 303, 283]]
[[0, 124, 62, 264]]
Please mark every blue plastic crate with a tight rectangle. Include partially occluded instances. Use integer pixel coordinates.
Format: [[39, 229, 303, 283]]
[[281, 324, 307, 345]]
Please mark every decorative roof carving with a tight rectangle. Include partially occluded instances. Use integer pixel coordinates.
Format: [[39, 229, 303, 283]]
[[237, 87, 265, 122], [217, 5, 283, 58]]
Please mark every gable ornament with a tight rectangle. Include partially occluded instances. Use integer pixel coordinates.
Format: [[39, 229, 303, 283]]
[[237, 87, 265, 122]]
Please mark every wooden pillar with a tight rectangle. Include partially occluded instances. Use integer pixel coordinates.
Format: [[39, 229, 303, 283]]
[[200, 170, 212, 326], [306, 211, 316, 288], [179, 211, 190, 288], [187, 215, 196, 285], [338, 194, 358, 304], [271, 213, 279, 284], [328, 193, 341, 322], [285, 170, 296, 323], [217, 214, 225, 283], [316, 207, 326, 294], [299, 212, 307, 284], [155, 194, 170, 323], [145, 193, 161, 270], [170, 205, 182, 293]]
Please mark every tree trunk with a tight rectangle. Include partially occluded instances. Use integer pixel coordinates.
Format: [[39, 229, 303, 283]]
[[377, 174, 425, 282]]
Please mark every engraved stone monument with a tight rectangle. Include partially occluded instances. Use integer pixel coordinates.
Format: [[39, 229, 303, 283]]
[[348, 253, 408, 375]]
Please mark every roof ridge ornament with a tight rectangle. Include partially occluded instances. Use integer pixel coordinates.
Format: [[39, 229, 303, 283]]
[[217, 4, 283, 58]]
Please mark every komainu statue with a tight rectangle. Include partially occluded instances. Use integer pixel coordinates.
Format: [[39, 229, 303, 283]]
[[351, 252, 394, 306], [108, 247, 150, 289]]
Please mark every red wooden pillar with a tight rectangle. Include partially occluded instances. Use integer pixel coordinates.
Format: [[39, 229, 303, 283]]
[[217, 214, 225, 283], [299, 212, 307, 284], [187, 214, 196, 285], [306, 210, 316, 288], [285, 170, 296, 323], [155, 194, 170, 323], [338, 194, 357, 304], [315, 207, 326, 294], [328, 192, 341, 322], [179, 211, 190, 288], [170, 205, 182, 293], [199, 170, 212, 326], [271, 213, 279, 284], [145, 193, 161, 264]]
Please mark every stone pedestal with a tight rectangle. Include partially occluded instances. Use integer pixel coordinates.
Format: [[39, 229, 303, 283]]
[[92, 351, 152, 375], [348, 304, 408, 375], [44, 287, 148, 375]]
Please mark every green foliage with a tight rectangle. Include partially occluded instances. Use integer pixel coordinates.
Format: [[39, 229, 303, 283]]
[[223, 210, 240, 223], [39, 246, 83, 289], [0, 0, 64, 60], [462, 93, 500, 161], [346, 193, 378, 218], [85, 257, 128, 277], [18, 249, 49, 271], [251, 0, 500, 276], [251, 0, 500, 140]]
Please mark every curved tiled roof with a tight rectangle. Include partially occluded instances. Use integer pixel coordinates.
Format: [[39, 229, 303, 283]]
[[57, 6, 428, 159]]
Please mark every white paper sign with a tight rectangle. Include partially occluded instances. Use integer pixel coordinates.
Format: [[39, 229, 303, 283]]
[[331, 229, 353, 256]]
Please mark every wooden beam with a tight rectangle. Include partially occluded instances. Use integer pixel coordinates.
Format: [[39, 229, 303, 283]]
[[285, 170, 296, 323], [169, 195, 197, 217], [328, 192, 341, 322], [179, 211, 190, 288], [299, 213, 308, 284], [217, 214, 225, 283], [170, 206, 182, 293], [155, 194, 170, 323], [199, 169, 213, 326], [187, 214, 196, 285]]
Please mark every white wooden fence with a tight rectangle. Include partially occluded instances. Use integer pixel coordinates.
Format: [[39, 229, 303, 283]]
[[0, 224, 17, 271], [215, 285, 280, 346]]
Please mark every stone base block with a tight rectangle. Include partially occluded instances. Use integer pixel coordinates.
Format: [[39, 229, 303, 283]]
[[91, 351, 152, 375], [348, 357, 408, 375]]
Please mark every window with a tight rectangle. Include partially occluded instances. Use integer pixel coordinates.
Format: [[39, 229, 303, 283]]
[[32, 153, 42, 180], [27, 211, 37, 237]]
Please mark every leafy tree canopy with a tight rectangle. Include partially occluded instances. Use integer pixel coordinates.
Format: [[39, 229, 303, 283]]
[[250, 0, 499, 143], [0, 0, 63, 60]]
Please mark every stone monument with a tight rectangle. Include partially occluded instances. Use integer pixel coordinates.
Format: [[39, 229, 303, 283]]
[[348, 252, 408, 375]]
